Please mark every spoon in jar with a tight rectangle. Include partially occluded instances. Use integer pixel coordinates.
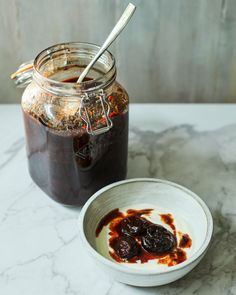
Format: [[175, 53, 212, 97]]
[[77, 3, 136, 83]]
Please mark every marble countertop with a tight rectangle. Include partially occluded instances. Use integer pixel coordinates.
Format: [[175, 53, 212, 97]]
[[0, 104, 235, 295]]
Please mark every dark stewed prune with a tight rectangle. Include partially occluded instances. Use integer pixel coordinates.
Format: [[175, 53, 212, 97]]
[[141, 224, 176, 255], [120, 216, 148, 236], [111, 236, 141, 259]]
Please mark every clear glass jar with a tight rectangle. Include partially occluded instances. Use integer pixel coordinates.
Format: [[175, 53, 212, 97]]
[[21, 42, 129, 206]]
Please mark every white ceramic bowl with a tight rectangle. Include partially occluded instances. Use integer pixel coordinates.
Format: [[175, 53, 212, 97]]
[[79, 178, 213, 287]]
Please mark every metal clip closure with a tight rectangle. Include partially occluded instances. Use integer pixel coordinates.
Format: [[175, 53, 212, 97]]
[[79, 90, 113, 136]]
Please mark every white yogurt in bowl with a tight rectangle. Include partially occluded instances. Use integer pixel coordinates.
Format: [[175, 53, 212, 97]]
[[95, 203, 194, 270], [79, 178, 213, 287]]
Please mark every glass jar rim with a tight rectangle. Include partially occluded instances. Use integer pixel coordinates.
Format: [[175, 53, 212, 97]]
[[33, 42, 116, 95]]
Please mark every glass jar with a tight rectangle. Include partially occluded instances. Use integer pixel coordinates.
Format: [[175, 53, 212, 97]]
[[21, 42, 129, 206]]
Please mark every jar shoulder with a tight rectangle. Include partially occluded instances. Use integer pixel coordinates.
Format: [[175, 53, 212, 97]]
[[107, 81, 129, 115], [21, 80, 129, 131], [112, 80, 129, 100]]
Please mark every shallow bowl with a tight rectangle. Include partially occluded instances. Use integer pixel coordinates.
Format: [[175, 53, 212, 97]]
[[79, 178, 213, 287]]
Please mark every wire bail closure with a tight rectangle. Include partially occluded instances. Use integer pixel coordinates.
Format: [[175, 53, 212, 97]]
[[79, 89, 113, 136]]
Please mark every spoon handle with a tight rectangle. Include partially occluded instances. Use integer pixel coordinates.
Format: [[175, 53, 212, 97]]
[[77, 3, 136, 83]]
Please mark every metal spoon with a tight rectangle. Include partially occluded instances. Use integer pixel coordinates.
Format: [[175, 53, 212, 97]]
[[77, 3, 136, 83]]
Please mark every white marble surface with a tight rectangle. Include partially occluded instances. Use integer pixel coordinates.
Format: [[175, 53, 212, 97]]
[[0, 104, 236, 295]]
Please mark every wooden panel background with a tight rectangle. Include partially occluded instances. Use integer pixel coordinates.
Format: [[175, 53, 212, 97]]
[[1, 0, 236, 103]]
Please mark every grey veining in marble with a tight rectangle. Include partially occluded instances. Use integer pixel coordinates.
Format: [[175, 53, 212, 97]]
[[0, 105, 235, 295], [127, 124, 236, 294]]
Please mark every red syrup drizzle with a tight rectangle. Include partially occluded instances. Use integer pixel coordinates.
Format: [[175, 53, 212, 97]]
[[160, 213, 176, 236], [95, 209, 124, 237], [158, 248, 187, 267], [96, 208, 192, 267], [179, 232, 192, 248]]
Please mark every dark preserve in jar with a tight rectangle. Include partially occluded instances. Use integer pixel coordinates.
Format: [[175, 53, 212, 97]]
[[21, 42, 129, 206], [23, 108, 128, 206]]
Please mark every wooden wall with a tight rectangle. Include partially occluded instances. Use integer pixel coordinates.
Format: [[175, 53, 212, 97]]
[[1, 0, 236, 103]]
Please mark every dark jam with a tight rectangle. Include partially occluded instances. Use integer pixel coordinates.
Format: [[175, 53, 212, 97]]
[[96, 209, 124, 237], [62, 76, 93, 83], [160, 213, 176, 236], [179, 233, 192, 248], [23, 76, 128, 206], [96, 208, 192, 266]]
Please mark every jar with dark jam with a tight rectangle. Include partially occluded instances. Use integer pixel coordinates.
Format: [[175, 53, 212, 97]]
[[20, 42, 129, 206]]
